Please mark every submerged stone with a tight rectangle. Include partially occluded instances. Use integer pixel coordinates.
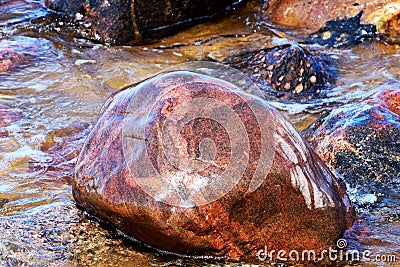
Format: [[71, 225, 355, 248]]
[[0, 48, 28, 72], [74, 71, 353, 263], [303, 90, 400, 199], [224, 44, 336, 101], [0, 40, 37, 72], [0, 104, 19, 137]]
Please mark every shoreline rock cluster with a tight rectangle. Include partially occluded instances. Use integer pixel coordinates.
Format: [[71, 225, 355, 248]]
[[73, 70, 354, 263]]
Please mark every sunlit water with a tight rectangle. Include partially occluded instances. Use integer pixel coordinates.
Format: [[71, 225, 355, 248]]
[[0, 0, 399, 266]]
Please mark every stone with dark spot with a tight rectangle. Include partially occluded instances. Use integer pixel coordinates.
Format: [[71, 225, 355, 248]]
[[223, 44, 336, 101], [266, 0, 400, 38], [73, 71, 353, 263], [303, 90, 400, 197], [44, 0, 241, 44]]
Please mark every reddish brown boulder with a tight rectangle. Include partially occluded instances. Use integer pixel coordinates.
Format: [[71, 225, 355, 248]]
[[266, 0, 400, 36], [74, 71, 353, 263], [44, 0, 240, 44], [303, 90, 400, 197]]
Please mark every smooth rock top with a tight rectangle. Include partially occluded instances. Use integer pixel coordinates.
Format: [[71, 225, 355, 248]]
[[74, 71, 353, 263]]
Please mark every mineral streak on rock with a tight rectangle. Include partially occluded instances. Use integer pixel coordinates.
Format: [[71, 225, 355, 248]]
[[73, 71, 353, 263], [224, 44, 336, 100]]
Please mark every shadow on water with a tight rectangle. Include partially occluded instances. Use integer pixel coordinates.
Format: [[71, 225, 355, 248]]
[[0, 0, 399, 266]]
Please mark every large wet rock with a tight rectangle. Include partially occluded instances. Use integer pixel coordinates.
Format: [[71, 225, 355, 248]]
[[74, 71, 353, 262], [266, 0, 400, 37], [44, 0, 240, 44], [303, 90, 400, 199], [223, 44, 336, 101]]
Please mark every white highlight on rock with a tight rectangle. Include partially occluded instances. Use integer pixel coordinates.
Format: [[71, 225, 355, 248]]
[[276, 134, 298, 164], [276, 121, 307, 162], [291, 166, 312, 209]]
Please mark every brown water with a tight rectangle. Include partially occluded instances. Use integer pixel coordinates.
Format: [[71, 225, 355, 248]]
[[0, 0, 399, 266]]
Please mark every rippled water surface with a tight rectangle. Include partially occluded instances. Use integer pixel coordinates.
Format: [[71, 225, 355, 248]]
[[0, 0, 399, 266]]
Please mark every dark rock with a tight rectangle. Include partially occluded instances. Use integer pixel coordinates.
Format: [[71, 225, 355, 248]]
[[44, 0, 240, 44], [224, 44, 336, 101], [306, 11, 377, 47], [303, 90, 400, 196], [73, 71, 353, 263]]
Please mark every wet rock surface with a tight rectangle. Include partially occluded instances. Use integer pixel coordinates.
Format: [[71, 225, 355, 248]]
[[266, 0, 400, 38], [303, 90, 400, 203], [30, 123, 91, 181], [73, 71, 353, 263], [306, 11, 377, 48], [44, 0, 241, 44], [224, 44, 336, 101]]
